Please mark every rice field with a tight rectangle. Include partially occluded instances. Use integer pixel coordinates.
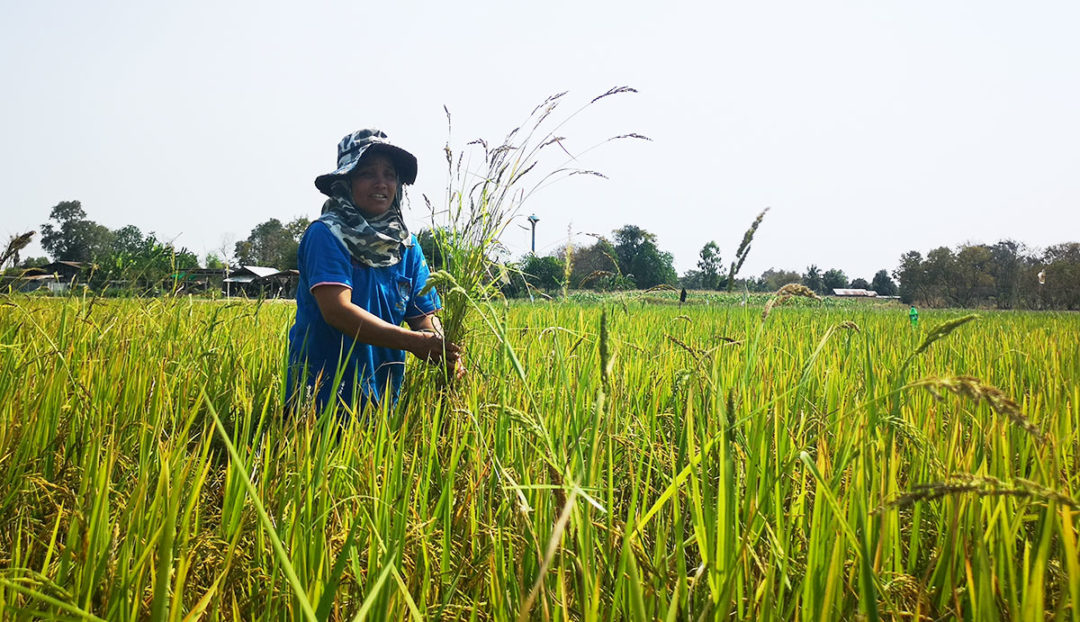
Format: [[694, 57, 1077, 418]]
[[0, 294, 1077, 621]]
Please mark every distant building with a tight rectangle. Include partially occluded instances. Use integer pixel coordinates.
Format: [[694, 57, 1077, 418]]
[[13, 261, 90, 293], [2, 262, 299, 298], [1, 267, 66, 293], [41, 261, 87, 283], [832, 288, 878, 297], [222, 266, 298, 298]]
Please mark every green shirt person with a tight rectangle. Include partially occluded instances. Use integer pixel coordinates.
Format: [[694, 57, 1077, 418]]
[[909, 305, 919, 328]]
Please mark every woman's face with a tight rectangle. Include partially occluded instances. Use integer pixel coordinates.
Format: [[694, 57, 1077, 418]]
[[349, 154, 398, 218]]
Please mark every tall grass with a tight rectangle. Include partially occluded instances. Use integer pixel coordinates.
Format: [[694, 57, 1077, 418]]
[[423, 88, 649, 348], [0, 294, 1078, 620]]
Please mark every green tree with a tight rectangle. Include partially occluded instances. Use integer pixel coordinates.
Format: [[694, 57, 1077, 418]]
[[204, 253, 227, 270], [635, 243, 678, 289], [696, 241, 722, 290], [679, 270, 705, 290], [520, 254, 564, 292], [989, 240, 1024, 309], [416, 227, 449, 271], [870, 269, 897, 296], [40, 200, 114, 262], [802, 265, 823, 294], [112, 225, 152, 257], [612, 225, 677, 289], [849, 277, 870, 290], [564, 238, 625, 290], [93, 224, 199, 292], [612, 225, 651, 275], [954, 244, 995, 306], [1041, 242, 1080, 310], [758, 268, 802, 292], [923, 247, 957, 306], [234, 217, 310, 269], [822, 268, 848, 292], [893, 251, 924, 304]]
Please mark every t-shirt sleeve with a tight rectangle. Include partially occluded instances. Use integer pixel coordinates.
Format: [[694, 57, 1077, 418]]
[[405, 238, 441, 317], [299, 222, 353, 291]]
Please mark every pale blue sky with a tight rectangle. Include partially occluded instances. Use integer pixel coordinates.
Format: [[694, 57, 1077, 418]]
[[3, 1, 1078, 280]]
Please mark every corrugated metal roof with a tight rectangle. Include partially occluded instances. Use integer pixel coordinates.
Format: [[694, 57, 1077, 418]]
[[832, 288, 878, 297], [231, 266, 281, 278], [223, 267, 299, 283], [43, 261, 85, 270]]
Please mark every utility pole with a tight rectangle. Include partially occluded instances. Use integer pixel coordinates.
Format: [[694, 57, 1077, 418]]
[[528, 214, 539, 254]]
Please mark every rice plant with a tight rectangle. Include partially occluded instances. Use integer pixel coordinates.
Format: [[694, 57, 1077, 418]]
[[0, 293, 1077, 620]]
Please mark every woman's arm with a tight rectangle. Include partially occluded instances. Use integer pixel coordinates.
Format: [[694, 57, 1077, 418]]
[[312, 284, 460, 364], [405, 311, 441, 333]]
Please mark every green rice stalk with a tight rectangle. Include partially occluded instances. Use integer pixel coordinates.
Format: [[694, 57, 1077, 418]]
[[901, 314, 978, 370], [0, 577, 107, 622], [202, 393, 318, 622]]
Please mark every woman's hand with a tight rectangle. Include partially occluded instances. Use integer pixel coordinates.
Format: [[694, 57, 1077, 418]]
[[407, 315, 465, 379], [410, 330, 462, 365]]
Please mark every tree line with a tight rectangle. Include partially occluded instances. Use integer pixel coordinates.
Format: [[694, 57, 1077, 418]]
[[489, 220, 901, 299], [4, 200, 311, 293], [893, 241, 1080, 310], [491, 227, 1078, 311], [6, 201, 1079, 309]]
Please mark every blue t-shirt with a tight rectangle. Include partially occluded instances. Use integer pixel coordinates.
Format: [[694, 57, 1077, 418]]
[[287, 221, 441, 410]]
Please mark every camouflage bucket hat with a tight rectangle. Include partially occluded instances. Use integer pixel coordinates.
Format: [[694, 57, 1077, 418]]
[[314, 129, 418, 196]]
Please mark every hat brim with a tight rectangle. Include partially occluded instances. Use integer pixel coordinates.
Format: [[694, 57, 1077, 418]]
[[314, 143, 418, 195]]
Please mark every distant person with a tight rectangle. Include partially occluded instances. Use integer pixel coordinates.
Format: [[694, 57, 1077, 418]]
[[679, 287, 687, 305], [909, 305, 919, 328], [287, 129, 462, 413]]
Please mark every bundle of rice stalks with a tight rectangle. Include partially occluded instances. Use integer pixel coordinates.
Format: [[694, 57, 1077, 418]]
[[761, 282, 821, 320]]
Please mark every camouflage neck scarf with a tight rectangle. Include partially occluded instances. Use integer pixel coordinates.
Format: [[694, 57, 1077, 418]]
[[317, 179, 412, 268]]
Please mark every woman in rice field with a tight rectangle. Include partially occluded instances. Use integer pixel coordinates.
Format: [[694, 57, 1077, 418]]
[[287, 129, 462, 412]]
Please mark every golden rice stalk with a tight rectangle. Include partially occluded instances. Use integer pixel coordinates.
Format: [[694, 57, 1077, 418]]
[[774, 282, 820, 299], [762, 283, 821, 320], [874, 473, 1078, 514], [909, 375, 1047, 445], [665, 334, 701, 361], [1, 231, 35, 269]]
